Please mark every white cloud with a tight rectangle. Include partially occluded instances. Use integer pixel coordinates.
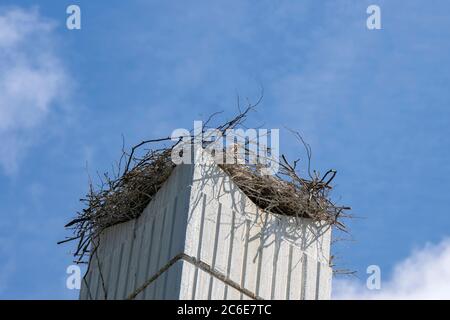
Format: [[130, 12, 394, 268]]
[[0, 6, 69, 174], [333, 238, 450, 299]]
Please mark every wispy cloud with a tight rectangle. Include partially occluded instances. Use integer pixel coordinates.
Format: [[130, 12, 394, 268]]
[[333, 238, 450, 299], [0, 6, 69, 174]]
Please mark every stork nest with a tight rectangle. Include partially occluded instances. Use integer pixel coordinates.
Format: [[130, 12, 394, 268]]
[[59, 106, 350, 263], [219, 163, 347, 228]]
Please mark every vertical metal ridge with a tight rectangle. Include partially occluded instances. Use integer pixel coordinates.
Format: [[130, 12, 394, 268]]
[[89, 253, 99, 299], [103, 250, 114, 299], [254, 231, 264, 296], [163, 196, 178, 299], [300, 253, 307, 300], [255, 246, 263, 296], [270, 237, 280, 299], [142, 218, 156, 299], [112, 243, 124, 299], [315, 261, 321, 300], [157, 200, 174, 299], [191, 264, 199, 299], [208, 202, 222, 299], [239, 219, 250, 300], [168, 196, 179, 257], [134, 222, 147, 292], [153, 207, 167, 299], [285, 244, 293, 300], [192, 193, 207, 299], [123, 220, 137, 298], [223, 208, 235, 299]]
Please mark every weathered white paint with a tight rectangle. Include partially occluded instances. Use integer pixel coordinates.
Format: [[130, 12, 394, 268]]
[[80, 148, 332, 300]]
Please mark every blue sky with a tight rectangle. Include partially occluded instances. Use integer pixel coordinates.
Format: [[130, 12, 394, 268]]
[[0, 1, 449, 299]]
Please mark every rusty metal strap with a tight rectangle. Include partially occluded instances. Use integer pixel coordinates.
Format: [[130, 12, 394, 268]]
[[127, 253, 263, 300]]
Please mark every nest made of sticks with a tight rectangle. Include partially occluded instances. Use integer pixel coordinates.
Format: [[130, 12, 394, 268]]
[[220, 163, 345, 227], [59, 105, 350, 263]]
